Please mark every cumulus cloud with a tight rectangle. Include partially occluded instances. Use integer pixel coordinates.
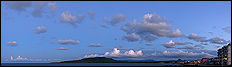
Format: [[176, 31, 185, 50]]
[[84, 48, 143, 58], [6, 1, 32, 12], [57, 47, 68, 50], [122, 33, 139, 42], [121, 13, 183, 42], [105, 14, 127, 26], [32, 1, 47, 17], [139, 33, 157, 41], [87, 11, 95, 19], [60, 11, 77, 25], [187, 33, 208, 42], [222, 26, 231, 34], [208, 37, 230, 44], [88, 43, 103, 47], [163, 50, 214, 58], [163, 40, 176, 48], [145, 43, 152, 46], [34, 26, 47, 34], [162, 40, 192, 48], [57, 40, 80, 45], [7, 41, 18, 46]]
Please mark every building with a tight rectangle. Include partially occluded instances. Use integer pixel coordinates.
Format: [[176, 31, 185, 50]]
[[217, 43, 231, 65]]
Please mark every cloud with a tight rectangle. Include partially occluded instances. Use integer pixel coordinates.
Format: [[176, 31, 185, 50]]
[[34, 26, 47, 34], [145, 43, 152, 46], [162, 40, 176, 48], [77, 14, 85, 23], [84, 48, 143, 58], [208, 37, 230, 44], [57, 40, 80, 45], [200, 42, 208, 45], [60, 11, 77, 25], [162, 40, 192, 48], [187, 33, 208, 42], [139, 33, 157, 41], [48, 2, 59, 13], [32, 1, 47, 17], [105, 14, 127, 26], [162, 50, 214, 58], [222, 26, 231, 34], [7, 41, 18, 46], [174, 41, 193, 45], [88, 43, 103, 47], [87, 11, 95, 19], [6, 1, 32, 12], [122, 33, 139, 42], [121, 13, 183, 42], [57, 47, 68, 50], [177, 46, 196, 49], [7, 56, 61, 61]]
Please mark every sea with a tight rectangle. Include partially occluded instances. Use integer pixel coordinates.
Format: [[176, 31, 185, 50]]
[[1, 63, 181, 66]]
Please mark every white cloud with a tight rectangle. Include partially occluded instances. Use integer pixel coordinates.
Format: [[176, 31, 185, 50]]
[[7, 41, 18, 46], [6, 1, 32, 12], [121, 13, 183, 42], [162, 40, 193, 48], [163, 50, 214, 58], [88, 43, 103, 47], [163, 40, 176, 48], [105, 14, 127, 26], [84, 48, 143, 58], [60, 11, 77, 25], [57, 47, 68, 50], [57, 40, 80, 45], [187, 33, 208, 42], [34, 26, 47, 34], [122, 33, 139, 42]]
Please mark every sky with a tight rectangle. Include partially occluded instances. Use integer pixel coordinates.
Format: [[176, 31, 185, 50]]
[[1, 1, 231, 63]]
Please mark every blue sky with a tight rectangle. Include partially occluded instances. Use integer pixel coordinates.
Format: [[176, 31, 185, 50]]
[[1, 1, 231, 63]]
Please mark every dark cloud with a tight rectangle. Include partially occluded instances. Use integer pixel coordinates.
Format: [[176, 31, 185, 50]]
[[57, 40, 80, 45], [208, 37, 230, 44], [122, 33, 139, 42], [34, 26, 47, 34], [32, 1, 48, 17], [177, 46, 196, 49], [6, 1, 32, 12], [121, 13, 183, 42], [105, 14, 127, 26], [187, 33, 208, 42]]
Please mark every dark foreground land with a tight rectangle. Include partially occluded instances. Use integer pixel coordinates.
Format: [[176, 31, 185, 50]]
[[56, 57, 178, 63]]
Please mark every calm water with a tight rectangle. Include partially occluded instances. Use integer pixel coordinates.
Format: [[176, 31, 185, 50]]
[[1, 63, 181, 66]]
